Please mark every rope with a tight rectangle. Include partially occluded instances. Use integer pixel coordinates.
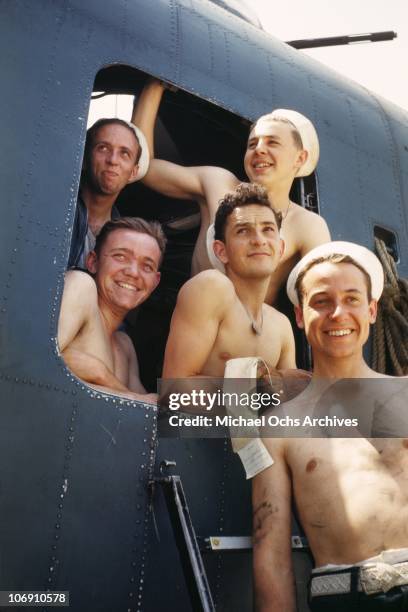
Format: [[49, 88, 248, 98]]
[[372, 238, 408, 375]]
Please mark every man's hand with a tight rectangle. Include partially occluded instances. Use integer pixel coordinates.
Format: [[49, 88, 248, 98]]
[[258, 363, 311, 403], [127, 391, 158, 404]]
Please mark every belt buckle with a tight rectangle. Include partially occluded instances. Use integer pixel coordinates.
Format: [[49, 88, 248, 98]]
[[310, 573, 352, 597]]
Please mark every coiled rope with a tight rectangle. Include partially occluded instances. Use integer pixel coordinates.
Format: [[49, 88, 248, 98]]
[[372, 238, 408, 375]]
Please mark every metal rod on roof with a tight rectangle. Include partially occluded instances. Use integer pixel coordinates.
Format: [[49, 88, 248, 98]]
[[286, 30, 397, 50]]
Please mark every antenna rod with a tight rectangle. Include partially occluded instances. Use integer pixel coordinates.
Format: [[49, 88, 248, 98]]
[[286, 31, 397, 50]]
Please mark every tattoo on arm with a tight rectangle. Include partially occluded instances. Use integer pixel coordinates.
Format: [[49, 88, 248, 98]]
[[253, 500, 279, 545]]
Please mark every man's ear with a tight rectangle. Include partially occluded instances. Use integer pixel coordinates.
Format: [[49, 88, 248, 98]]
[[294, 304, 305, 329], [295, 149, 308, 174], [86, 250, 98, 274], [368, 299, 378, 324], [152, 271, 161, 292], [213, 240, 228, 265], [279, 238, 285, 258], [126, 163, 140, 184]]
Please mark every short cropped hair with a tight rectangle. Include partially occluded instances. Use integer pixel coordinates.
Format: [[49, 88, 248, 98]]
[[94, 217, 167, 266], [85, 118, 142, 165], [249, 117, 303, 150], [295, 254, 373, 306], [214, 183, 282, 242]]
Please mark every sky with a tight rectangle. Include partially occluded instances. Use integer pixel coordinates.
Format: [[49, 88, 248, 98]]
[[89, 0, 408, 123], [251, 0, 408, 110]]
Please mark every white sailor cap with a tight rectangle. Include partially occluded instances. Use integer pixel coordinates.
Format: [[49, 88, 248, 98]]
[[206, 223, 226, 274], [286, 241, 384, 306], [253, 109, 319, 177], [122, 121, 150, 180]]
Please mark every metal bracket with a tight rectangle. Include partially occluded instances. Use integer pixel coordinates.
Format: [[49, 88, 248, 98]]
[[199, 535, 309, 552], [154, 473, 215, 612]]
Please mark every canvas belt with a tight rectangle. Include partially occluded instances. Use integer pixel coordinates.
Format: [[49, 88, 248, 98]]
[[310, 561, 408, 597]]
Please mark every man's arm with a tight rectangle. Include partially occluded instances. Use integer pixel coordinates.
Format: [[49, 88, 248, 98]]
[[252, 440, 296, 612], [63, 336, 156, 403], [133, 78, 238, 204], [62, 347, 130, 392], [132, 77, 165, 156], [144, 160, 239, 205], [58, 272, 124, 389], [300, 212, 331, 257], [163, 271, 233, 378], [277, 314, 297, 369], [58, 273, 153, 400], [57, 271, 96, 352]]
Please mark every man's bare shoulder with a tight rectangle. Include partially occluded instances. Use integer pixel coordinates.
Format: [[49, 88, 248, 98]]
[[62, 271, 99, 314], [288, 205, 331, 254], [368, 370, 402, 379], [58, 271, 99, 352], [264, 304, 292, 327], [290, 204, 327, 225], [176, 270, 235, 318], [64, 270, 97, 294], [181, 269, 235, 297], [292, 205, 329, 232]]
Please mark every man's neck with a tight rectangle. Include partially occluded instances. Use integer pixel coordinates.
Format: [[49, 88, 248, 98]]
[[97, 298, 124, 338], [313, 353, 376, 379], [226, 272, 269, 318], [264, 181, 294, 214], [81, 185, 117, 235]]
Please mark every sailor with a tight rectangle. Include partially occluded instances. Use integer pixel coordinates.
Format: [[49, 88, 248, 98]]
[[162, 183, 296, 381], [68, 118, 149, 268], [133, 78, 330, 304], [59, 217, 165, 403], [252, 241, 408, 611]]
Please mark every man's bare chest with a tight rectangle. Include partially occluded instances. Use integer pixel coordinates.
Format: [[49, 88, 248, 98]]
[[287, 438, 408, 484], [208, 307, 282, 370]]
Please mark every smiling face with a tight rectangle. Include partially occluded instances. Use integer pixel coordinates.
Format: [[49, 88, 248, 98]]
[[295, 261, 377, 362], [213, 204, 284, 279], [87, 228, 161, 315], [86, 124, 140, 196], [244, 120, 307, 188]]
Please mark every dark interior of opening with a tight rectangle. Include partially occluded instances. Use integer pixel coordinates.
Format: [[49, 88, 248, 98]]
[[92, 66, 317, 389]]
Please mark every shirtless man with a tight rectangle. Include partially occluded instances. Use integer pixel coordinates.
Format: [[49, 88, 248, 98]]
[[68, 118, 149, 268], [162, 183, 296, 381], [133, 78, 330, 304], [59, 217, 165, 403], [253, 241, 408, 611]]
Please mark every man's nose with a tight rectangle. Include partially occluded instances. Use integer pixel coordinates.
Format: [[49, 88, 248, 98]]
[[107, 149, 120, 164], [124, 260, 140, 276], [329, 302, 345, 319], [250, 229, 266, 244], [255, 138, 267, 153]]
